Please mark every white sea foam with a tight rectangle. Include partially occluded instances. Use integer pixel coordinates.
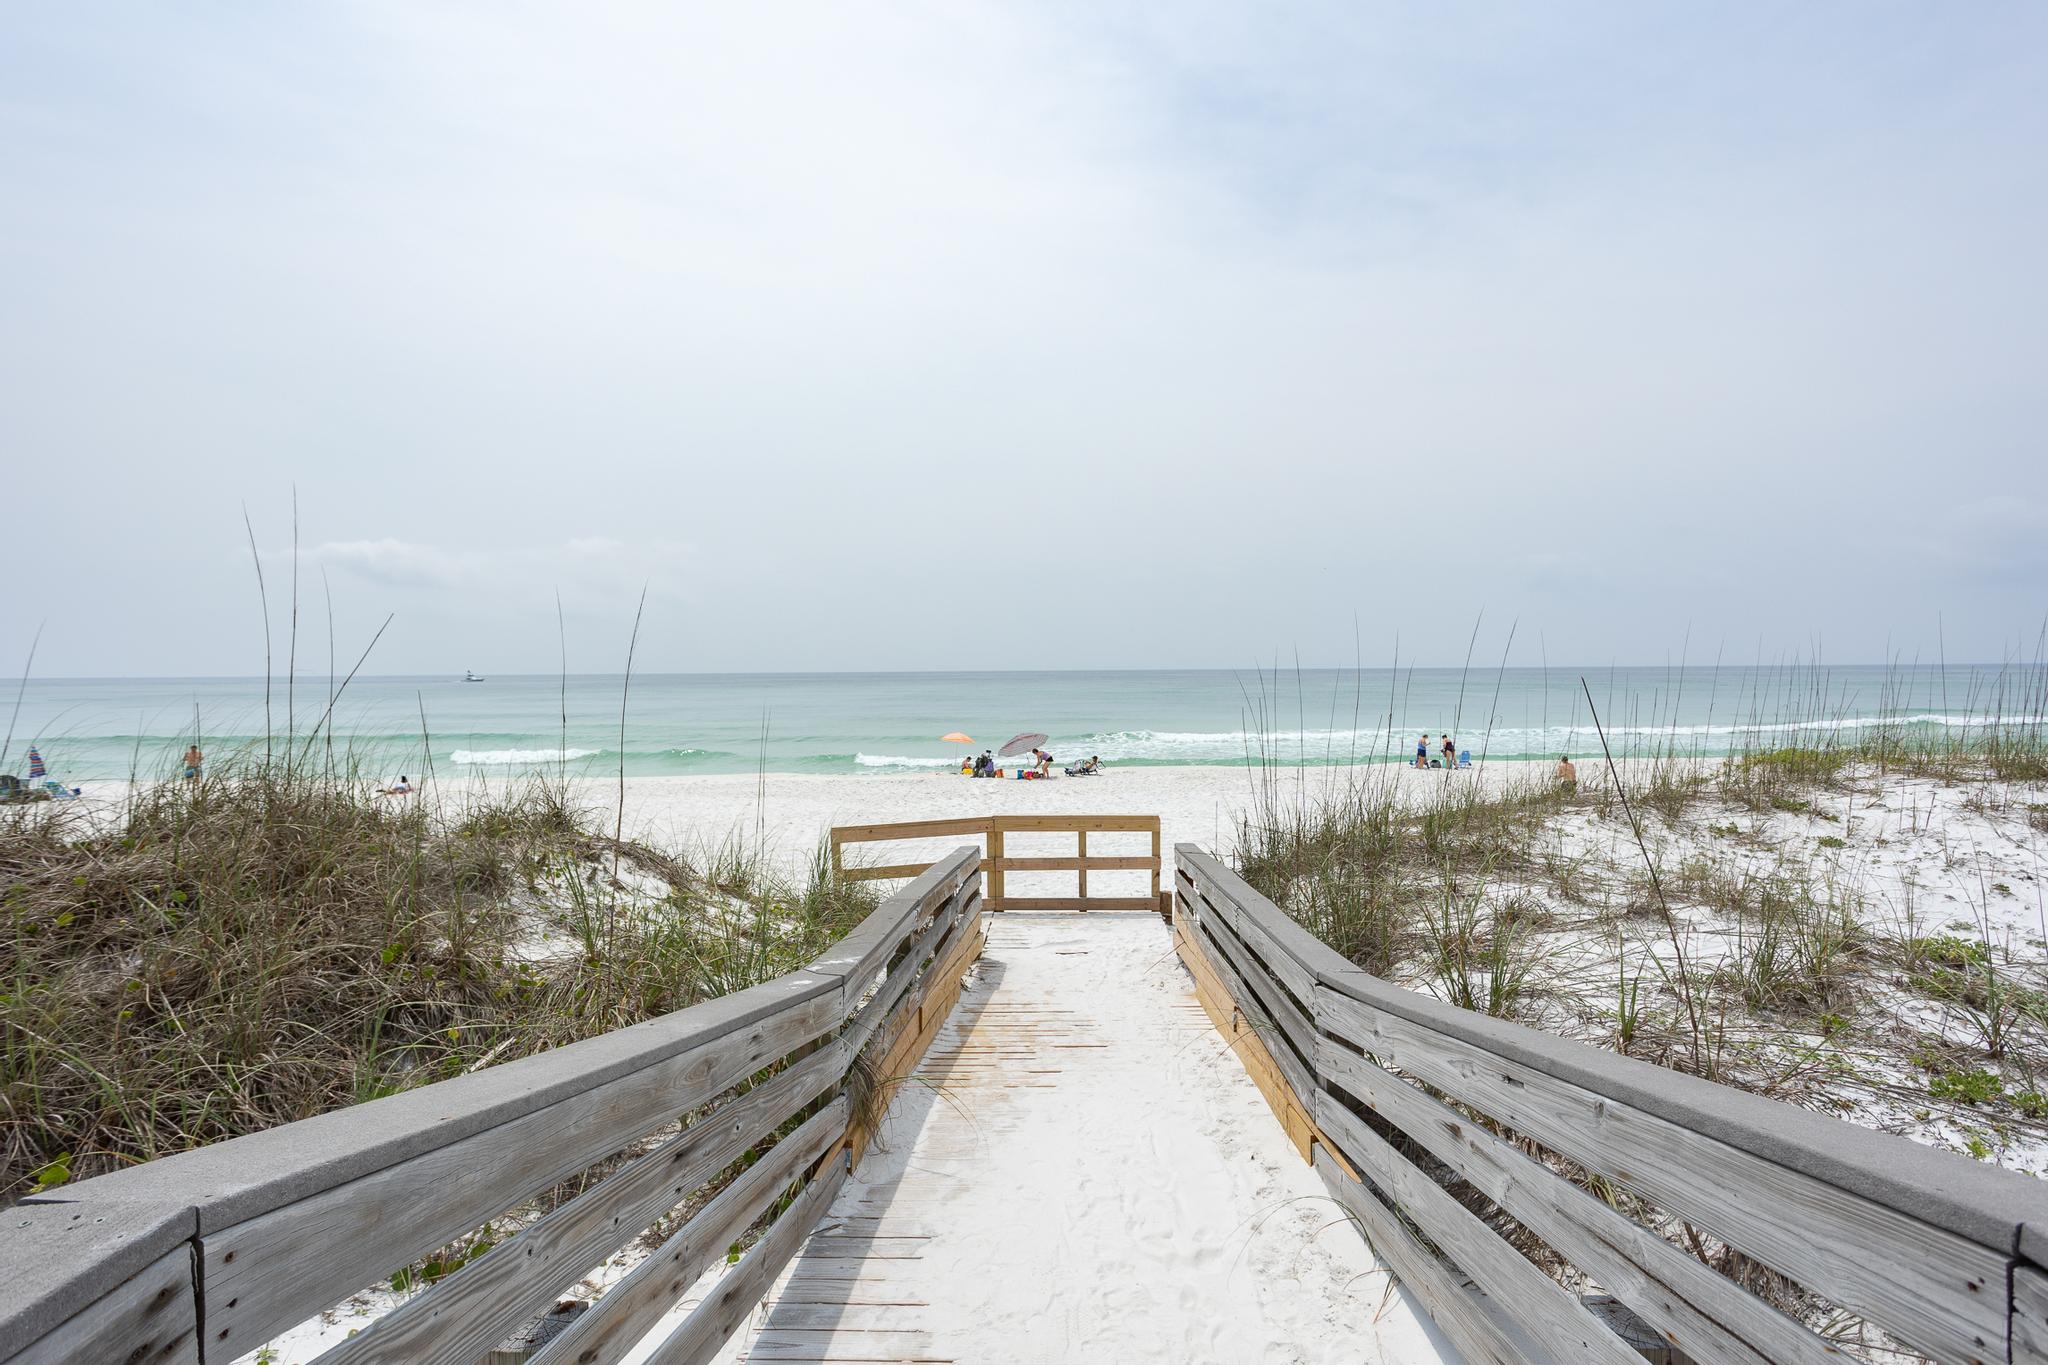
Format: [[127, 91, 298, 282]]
[[1064, 714, 2046, 762], [449, 747, 601, 766], [853, 753, 956, 768]]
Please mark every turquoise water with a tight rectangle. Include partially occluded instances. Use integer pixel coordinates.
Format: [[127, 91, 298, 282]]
[[4, 667, 2042, 784]]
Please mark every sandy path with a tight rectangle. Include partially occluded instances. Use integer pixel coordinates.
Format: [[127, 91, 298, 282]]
[[716, 914, 1458, 1364]]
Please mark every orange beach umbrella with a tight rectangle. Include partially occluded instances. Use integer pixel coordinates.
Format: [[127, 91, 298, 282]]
[[940, 732, 973, 744]]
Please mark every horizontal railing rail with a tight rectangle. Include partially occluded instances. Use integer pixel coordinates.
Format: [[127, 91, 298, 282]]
[[1173, 843, 2048, 1365], [0, 847, 987, 1365], [830, 813, 1165, 913]]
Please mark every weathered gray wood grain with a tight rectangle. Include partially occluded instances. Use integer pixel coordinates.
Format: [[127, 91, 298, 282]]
[[2022, 1221, 2048, 1270], [307, 1041, 846, 1365], [527, 1100, 847, 1365], [1185, 902, 1318, 1103], [202, 984, 844, 1356], [1183, 844, 2048, 1364], [1317, 986, 2008, 1365], [639, 1156, 850, 1365], [808, 851, 977, 1005], [1311, 1145, 1532, 1365], [1178, 846, 1354, 993], [1316, 1098, 1644, 1364], [1184, 866, 1320, 1008], [32, 969, 842, 1249], [1292, 897, 2046, 1257], [1193, 890, 1316, 1064], [0, 1197, 194, 1350], [1317, 1038, 1839, 1365], [8, 1242, 196, 1365], [841, 883, 973, 1061], [2015, 1262, 2048, 1363], [2, 850, 973, 1364]]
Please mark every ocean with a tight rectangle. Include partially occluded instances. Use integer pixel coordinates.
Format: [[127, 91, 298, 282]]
[[4, 666, 2042, 785]]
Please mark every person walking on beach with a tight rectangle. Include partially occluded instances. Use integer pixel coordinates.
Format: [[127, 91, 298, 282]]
[[182, 744, 203, 783], [1415, 733, 1429, 768]]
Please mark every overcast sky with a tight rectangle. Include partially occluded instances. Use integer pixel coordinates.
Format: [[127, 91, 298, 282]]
[[4, 3, 2044, 676]]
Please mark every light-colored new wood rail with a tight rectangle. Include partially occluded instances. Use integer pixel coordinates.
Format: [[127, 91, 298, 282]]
[[0, 850, 985, 1365], [1174, 844, 2048, 1365], [830, 812, 1165, 913]]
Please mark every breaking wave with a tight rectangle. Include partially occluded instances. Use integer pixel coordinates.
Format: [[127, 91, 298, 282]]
[[852, 753, 957, 769], [449, 747, 602, 766]]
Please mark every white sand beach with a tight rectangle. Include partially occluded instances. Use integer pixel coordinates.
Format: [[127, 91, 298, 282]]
[[440, 761, 1570, 898]]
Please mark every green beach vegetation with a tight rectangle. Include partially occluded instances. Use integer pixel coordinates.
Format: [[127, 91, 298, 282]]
[[1233, 680, 2048, 1357], [0, 762, 877, 1204]]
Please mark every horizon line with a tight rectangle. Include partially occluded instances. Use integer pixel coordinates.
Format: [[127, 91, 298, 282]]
[[15, 661, 2042, 684]]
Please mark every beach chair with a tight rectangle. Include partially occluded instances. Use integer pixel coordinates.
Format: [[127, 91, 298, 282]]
[[1459, 750, 1472, 768]]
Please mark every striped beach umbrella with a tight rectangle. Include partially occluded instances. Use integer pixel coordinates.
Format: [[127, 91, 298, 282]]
[[26, 747, 45, 780]]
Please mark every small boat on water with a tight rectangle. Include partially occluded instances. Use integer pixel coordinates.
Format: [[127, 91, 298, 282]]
[[463, 670, 486, 683]]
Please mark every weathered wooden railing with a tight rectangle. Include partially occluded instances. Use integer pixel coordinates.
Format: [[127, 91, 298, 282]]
[[831, 813, 1166, 913], [1174, 844, 2048, 1365], [0, 848, 986, 1365]]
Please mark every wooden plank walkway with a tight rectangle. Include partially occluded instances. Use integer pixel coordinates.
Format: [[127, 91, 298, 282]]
[[713, 915, 1453, 1365]]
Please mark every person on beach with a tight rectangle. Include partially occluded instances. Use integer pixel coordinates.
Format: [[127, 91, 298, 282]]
[[182, 745, 203, 782], [1033, 748, 1054, 777], [380, 775, 414, 797], [1415, 733, 1429, 768], [1555, 754, 1577, 791], [1440, 734, 1456, 769]]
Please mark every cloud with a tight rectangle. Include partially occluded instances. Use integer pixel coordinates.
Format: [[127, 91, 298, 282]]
[[3, 3, 2046, 671], [1914, 498, 2048, 587], [308, 537, 693, 604]]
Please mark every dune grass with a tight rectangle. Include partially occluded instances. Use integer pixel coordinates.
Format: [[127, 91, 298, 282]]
[[0, 761, 876, 1203], [1231, 705, 2047, 1359]]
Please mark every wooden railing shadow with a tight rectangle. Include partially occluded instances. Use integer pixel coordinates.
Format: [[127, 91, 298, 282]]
[[744, 954, 1011, 1349]]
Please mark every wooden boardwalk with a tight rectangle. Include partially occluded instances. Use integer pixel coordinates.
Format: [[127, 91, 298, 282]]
[[718, 914, 1443, 1365], [12, 833, 2048, 1365]]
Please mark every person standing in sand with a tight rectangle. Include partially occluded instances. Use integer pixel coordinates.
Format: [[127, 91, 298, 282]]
[[1415, 733, 1429, 768], [1440, 734, 1456, 769], [182, 745, 203, 783]]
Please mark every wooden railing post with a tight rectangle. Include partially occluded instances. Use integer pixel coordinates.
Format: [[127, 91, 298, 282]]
[[988, 825, 1005, 908], [1150, 823, 1161, 906], [827, 815, 1161, 913]]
